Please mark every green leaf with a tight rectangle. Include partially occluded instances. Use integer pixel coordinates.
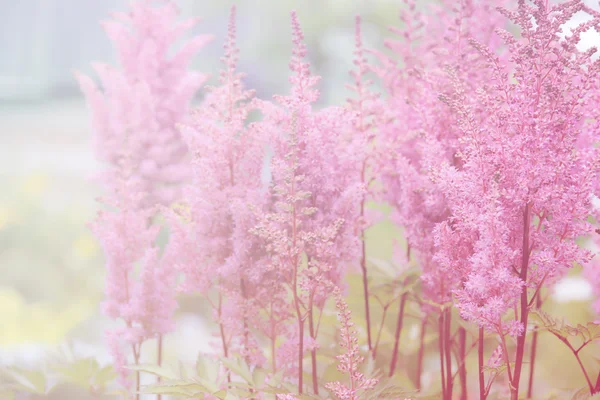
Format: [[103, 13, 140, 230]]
[[571, 386, 593, 400], [530, 309, 600, 348], [3, 367, 46, 394], [252, 367, 267, 388], [54, 358, 97, 387], [141, 380, 207, 397], [212, 389, 228, 399], [268, 369, 285, 387], [220, 357, 252, 383], [126, 364, 179, 380], [95, 365, 117, 387]]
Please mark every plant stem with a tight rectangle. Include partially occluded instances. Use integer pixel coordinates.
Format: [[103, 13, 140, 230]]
[[132, 342, 141, 400], [439, 312, 447, 399], [526, 294, 542, 398], [297, 313, 305, 394], [511, 203, 532, 400], [270, 302, 277, 372], [458, 326, 467, 400], [389, 289, 408, 377], [444, 308, 453, 400], [478, 327, 486, 400], [416, 319, 427, 391], [359, 196, 372, 353], [594, 369, 600, 394], [288, 128, 303, 394], [217, 292, 231, 383], [240, 277, 250, 363], [157, 335, 162, 400], [308, 295, 319, 394], [373, 305, 389, 359], [573, 350, 594, 393]]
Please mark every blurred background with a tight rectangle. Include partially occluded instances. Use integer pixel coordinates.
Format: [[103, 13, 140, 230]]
[[1, 0, 600, 398]]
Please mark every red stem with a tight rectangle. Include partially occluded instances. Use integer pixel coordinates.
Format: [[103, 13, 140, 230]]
[[458, 327, 467, 400], [289, 145, 303, 394], [389, 290, 408, 376], [526, 294, 542, 398], [478, 327, 486, 400], [359, 196, 373, 353], [594, 370, 600, 394], [308, 296, 319, 394], [270, 302, 277, 373], [297, 313, 305, 393], [373, 305, 389, 359], [444, 309, 453, 400], [416, 319, 427, 391], [511, 203, 532, 400], [439, 312, 447, 399]]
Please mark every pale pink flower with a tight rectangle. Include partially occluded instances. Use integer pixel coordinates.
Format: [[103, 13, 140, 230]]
[[77, 0, 212, 206], [326, 288, 378, 400]]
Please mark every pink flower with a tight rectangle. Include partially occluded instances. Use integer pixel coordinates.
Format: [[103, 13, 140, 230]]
[[77, 0, 212, 206], [325, 288, 378, 400]]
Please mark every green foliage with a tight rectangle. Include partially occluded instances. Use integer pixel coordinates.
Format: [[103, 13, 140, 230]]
[[54, 357, 116, 390], [530, 309, 600, 348], [545, 386, 600, 400], [0, 366, 46, 395]]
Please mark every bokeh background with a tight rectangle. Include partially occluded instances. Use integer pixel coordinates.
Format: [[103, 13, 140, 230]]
[[1, 0, 599, 398]]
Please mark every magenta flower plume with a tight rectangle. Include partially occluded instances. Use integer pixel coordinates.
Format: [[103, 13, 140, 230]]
[[377, 0, 510, 307], [433, 1, 600, 397]]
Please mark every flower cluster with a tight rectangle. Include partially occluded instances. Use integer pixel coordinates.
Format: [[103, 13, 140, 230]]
[[78, 1, 600, 400]]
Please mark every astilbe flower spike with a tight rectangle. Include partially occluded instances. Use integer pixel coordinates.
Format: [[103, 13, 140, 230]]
[[76, 0, 212, 207], [433, 1, 600, 398], [326, 287, 378, 400], [164, 5, 269, 373], [76, 1, 211, 396], [250, 11, 361, 394], [374, 1, 510, 394], [345, 15, 384, 357]]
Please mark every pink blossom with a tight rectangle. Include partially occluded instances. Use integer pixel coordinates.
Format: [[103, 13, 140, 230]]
[[325, 288, 378, 400], [77, 0, 212, 206]]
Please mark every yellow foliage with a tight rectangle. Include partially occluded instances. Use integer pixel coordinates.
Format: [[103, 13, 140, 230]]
[[72, 234, 98, 260], [20, 172, 49, 197], [0, 288, 93, 345]]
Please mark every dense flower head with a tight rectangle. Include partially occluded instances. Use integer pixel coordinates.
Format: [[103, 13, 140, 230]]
[[252, 11, 361, 303], [376, 0, 510, 306], [76, 0, 212, 206], [72, 1, 600, 399], [77, 1, 210, 393], [163, 5, 270, 365], [435, 0, 600, 331]]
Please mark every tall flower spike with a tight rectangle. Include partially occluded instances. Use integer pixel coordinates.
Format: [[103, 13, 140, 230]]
[[286, 11, 320, 106], [251, 12, 362, 393], [77, 1, 211, 394], [326, 288, 378, 400], [433, 1, 600, 398], [345, 14, 383, 355], [163, 3, 268, 370], [77, 0, 213, 206]]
